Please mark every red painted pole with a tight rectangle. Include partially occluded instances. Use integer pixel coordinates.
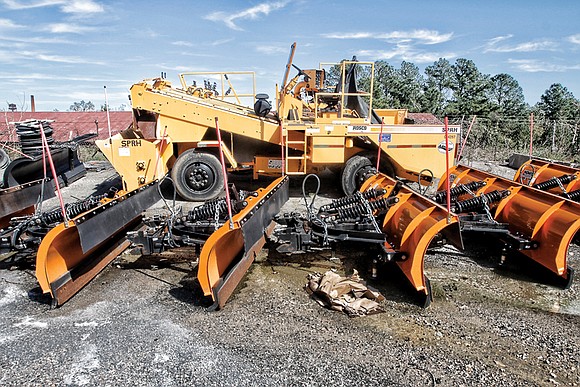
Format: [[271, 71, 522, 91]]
[[457, 115, 476, 161], [529, 112, 534, 160], [153, 124, 168, 180], [376, 118, 384, 171], [214, 117, 234, 228], [445, 117, 451, 222], [39, 122, 68, 226], [0, 143, 33, 160], [280, 122, 285, 176]]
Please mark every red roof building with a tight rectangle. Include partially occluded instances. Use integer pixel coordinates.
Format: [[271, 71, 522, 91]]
[[0, 111, 132, 143]]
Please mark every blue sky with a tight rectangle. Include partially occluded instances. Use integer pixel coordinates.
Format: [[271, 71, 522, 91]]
[[0, 0, 579, 112]]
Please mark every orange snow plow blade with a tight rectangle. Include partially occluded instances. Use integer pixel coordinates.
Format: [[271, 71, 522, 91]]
[[197, 176, 289, 310], [35, 181, 161, 306], [440, 164, 580, 287], [361, 173, 463, 306], [0, 179, 54, 228], [514, 159, 580, 200]]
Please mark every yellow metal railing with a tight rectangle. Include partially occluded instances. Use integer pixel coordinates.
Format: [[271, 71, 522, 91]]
[[317, 61, 374, 121], [178, 71, 256, 105]]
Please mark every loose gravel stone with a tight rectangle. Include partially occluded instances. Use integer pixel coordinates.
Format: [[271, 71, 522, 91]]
[[1, 161, 579, 386]]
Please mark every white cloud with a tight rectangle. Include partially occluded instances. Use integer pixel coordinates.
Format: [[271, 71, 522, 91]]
[[15, 50, 105, 64], [210, 38, 234, 46], [508, 59, 580, 72], [0, 18, 24, 29], [143, 28, 161, 38], [46, 23, 94, 34], [356, 44, 455, 64], [0, 72, 131, 83], [323, 29, 453, 45], [1, 0, 103, 14], [61, 0, 103, 14], [159, 64, 196, 72], [1, 0, 63, 9], [172, 41, 193, 47], [569, 34, 580, 45], [255, 45, 287, 55], [0, 35, 73, 44], [205, 1, 288, 31], [486, 34, 513, 45], [484, 35, 556, 53]]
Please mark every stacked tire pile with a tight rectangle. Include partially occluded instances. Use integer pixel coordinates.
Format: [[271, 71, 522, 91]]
[[16, 119, 54, 156]]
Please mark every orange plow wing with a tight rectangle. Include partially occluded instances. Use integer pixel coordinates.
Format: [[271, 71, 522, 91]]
[[361, 173, 462, 306], [197, 176, 289, 310], [440, 164, 580, 287], [514, 159, 580, 200], [35, 182, 161, 306]]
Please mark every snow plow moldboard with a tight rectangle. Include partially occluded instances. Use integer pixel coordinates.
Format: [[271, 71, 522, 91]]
[[198, 175, 289, 310], [438, 164, 580, 289], [514, 158, 580, 201], [35, 181, 161, 307], [359, 173, 463, 307]]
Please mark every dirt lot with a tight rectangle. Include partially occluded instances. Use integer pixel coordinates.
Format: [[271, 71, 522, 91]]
[[1, 161, 579, 386]]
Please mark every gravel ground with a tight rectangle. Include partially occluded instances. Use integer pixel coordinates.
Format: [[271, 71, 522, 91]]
[[1, 160, 579, 386]]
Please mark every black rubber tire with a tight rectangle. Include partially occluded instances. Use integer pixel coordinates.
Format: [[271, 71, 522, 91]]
[[341, 154, 373, 195], [341, 153, 396, 195], [171, 150, 224, 201], [0, 148, 10, 188]]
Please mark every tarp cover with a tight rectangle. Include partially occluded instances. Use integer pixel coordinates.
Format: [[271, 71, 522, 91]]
[[306, 270, 385, 317]]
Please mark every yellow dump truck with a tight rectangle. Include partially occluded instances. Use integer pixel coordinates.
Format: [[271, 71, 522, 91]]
[[97, 43, 459, 200]]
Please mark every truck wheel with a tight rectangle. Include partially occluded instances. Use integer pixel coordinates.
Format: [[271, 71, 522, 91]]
[[171, 150, 224, 201], [341, 155, 375, 195]]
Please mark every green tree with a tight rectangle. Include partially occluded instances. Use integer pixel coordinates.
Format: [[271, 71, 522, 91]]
[[372, 60, 397, 108], [69, 100, 95, 112], [537, 83, 577, 121], [536, 84, 579, 154], [488, 73, 526, 116], [447, 58, 492, 116], [422, 58, 452, 115], [391, 61, 424, 111], [487, 73, 529, 149]]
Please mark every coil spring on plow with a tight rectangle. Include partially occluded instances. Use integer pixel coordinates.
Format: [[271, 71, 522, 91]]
[[319, 188, 386, 212], [453, 189, 510, 213], [515, 159, 580, 201], [40, 194, 107, 225], [34, 181, 162, 307], [1, 191, 113, 258], [185, 189, 257, 222], [532, 174, 576, 191], [439, 164, 580, 289], [273, 172, 463, 308], [433, 180, 486, 204]]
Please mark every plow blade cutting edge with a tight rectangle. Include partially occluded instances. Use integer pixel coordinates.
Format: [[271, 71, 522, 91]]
[[0, 179, 54, 228], [361, 173, 463, 307], [198, 176, 289, 310], [36, 181, 161, 306], [440, 164, 580, 287]]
